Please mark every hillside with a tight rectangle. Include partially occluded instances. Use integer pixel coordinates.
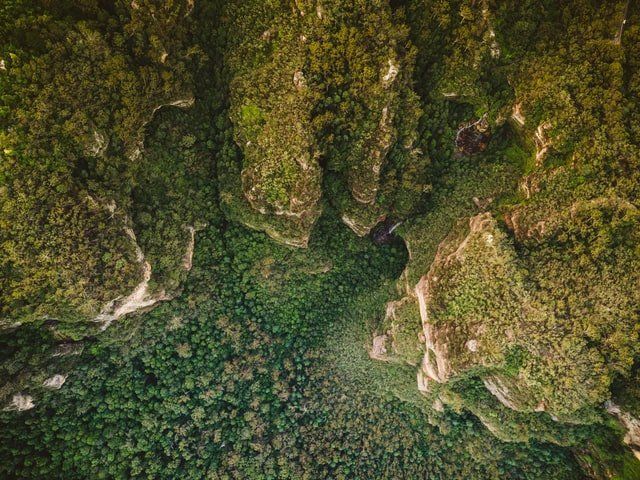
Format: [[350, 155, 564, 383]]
[[1, 1, 640, 478]]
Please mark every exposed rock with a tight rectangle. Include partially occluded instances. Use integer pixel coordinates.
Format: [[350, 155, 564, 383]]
[[613, 0, 630, 45], [244, 218, 312, 248], [86, 194, 115, 215], [43, 374, 67, 389], [534, 401, 547, 412], [534, 122, 552, 165], [293, 69, 306, 90], [5, 393, 34, 412], [182, 225, 196, 271], [417, 370, 430, 394], [341, 214, 376, 237], [240, 157, 322, 243], [511, 103, 525, 127], [232, 81, 322, 248], [473, 196, 493, 210], [455, 115, 490, 155], [481, 2, 501, 58], [391, 214, 500, 389], [465, 339, 479, 352], [376, 213, 553, 411], [349, 106, 395, 204], [371, 218, 402, 245], [382, 59, 399, 87], [93, 214, 168, 330], [128, 146, 143, 161], [504, 209, 549, 241], [185, 0, 194, 16], [87, 198, 198, 327], [488, 28, 500, 58], [0, 320, 23, 332], [155, 97, 195, 111], [483, 376, 519, 410], [94, 260, 168, 330], [369, 334, 389, 361], [606, 401, 640, 460], [341, 213, 384, 237], [52, 342, 84, 357], [94, 252, 169, 329], [85, 130, 109, 157], [388, 196, 640, 421], [432, 398, 445, 412], [518, 175, 537, 200], [516, 168, 564, 203]]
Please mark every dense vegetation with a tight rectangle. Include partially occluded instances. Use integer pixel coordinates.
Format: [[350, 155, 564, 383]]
[[2, 0, 640, 478]]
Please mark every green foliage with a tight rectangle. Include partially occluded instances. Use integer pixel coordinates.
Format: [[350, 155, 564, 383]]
[[2, 1, 640, 479], [0, 0, 199, 326], [0, 214, 581, 479], [221, 0, 427, 244]]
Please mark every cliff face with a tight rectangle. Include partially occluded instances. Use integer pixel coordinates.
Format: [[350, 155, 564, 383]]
[[0, 0, 200, 329], [377, 213, 548, 412], [222, 0, 424, 246], [373, 191, 640, 437], [356, 3, 640, 462]]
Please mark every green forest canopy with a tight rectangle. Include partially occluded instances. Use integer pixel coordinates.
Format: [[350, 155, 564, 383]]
[[1, 0, 640, 479]]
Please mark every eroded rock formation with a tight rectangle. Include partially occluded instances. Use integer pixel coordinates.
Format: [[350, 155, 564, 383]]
[[224, 1, 422, 246], [43, 374, 67, 390], [606, 401, 640, 460], [372, 197, 640, 426], [5, 393, 34, 412]]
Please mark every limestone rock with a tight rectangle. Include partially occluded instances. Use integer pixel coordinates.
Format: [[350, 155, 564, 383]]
[[606, 401, 640, 460], [5, 393, 34, 412], [43, 374, 67, 390]]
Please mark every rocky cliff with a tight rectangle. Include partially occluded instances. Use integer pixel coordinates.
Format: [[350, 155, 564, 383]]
[[222, 0, 425, 246]]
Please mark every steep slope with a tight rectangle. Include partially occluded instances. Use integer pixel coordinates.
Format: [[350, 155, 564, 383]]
[[366, 0, 640, 469], [220, 0, 426, 246], [0, 0, 201, 328]]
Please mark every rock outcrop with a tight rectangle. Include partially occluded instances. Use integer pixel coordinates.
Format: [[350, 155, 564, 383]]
[[534, 121, 553, 165], [89, 198, 199, 329], [455, 115, 490, 155], [84, 129, 109, 157], [606, 401, 640, 460], [224, 1, 323, 248], [347, 104, 396, 206], [4, 393, 34, 412], [51, 342, 84, 357], [224, 1, 422, 246], [43, 374, 67, 390], [373, 198, 640, 423], [408, 213, 529, 391]]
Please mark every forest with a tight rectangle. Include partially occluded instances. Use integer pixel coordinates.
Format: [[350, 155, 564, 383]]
[[1, 0, 640, 479]]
